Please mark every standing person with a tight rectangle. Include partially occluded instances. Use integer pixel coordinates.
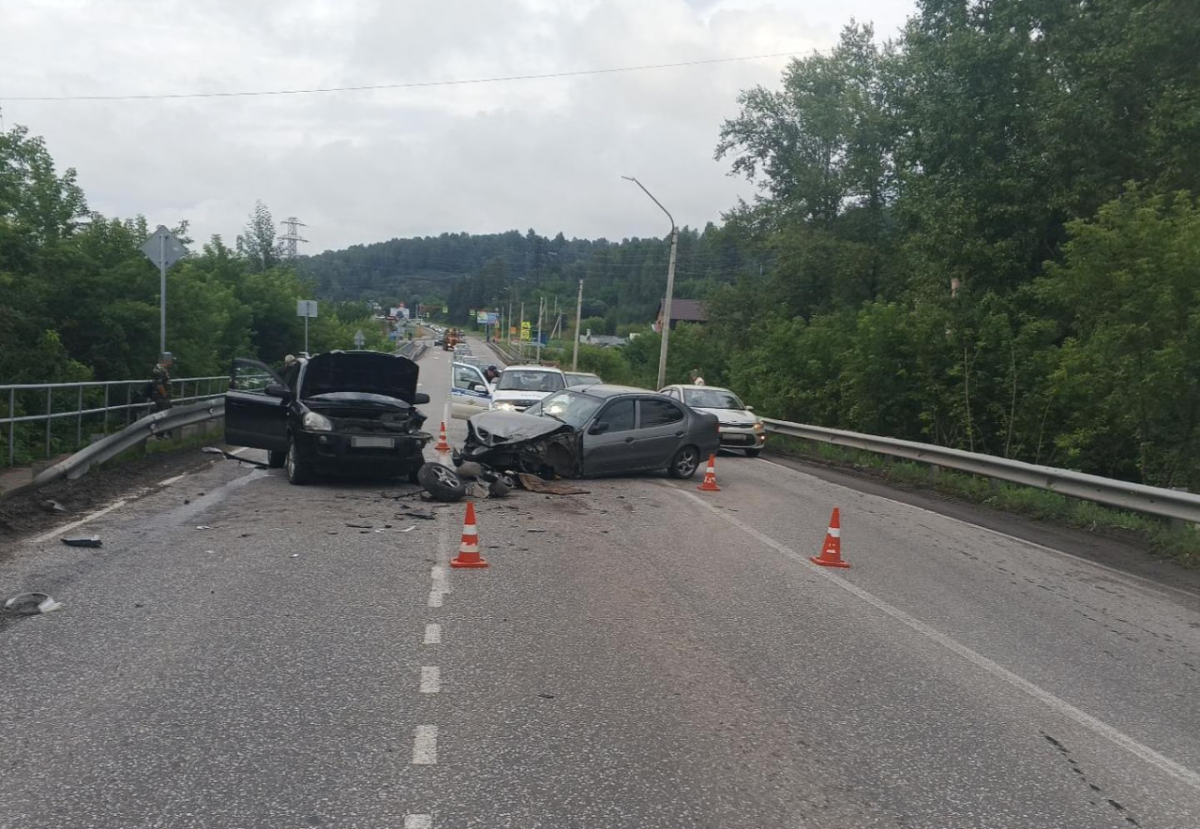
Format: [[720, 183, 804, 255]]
[[150, 352, 174, 412], [690, 368, 706, 386]]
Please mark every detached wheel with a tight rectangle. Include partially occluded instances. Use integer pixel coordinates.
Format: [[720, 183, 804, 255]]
[[417, 462, 466, 502], [267, 449, 286, 469], [668, 445, 701, 479], [285, 435, 314, 485], [745, 448, 762, 458]]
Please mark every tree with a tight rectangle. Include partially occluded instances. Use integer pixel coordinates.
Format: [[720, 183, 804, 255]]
[[236, 200, 281, 273]]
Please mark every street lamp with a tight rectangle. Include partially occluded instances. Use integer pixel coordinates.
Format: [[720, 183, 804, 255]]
[[622, 176, 678, 390]]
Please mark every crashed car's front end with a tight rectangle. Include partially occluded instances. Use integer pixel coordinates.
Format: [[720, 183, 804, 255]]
[[462, 410, 580, 478], [293, 352, 431, 479]]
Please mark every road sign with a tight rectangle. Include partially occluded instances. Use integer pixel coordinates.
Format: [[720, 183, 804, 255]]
[[140, 225, 189, 356], [296, 300, 318, 318], [520, 321, 532, 342], [139, 225, 187, 270], [354, 330, 366, 348]]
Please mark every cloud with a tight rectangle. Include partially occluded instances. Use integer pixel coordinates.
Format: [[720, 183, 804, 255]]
[[0, 0, 915, 253]]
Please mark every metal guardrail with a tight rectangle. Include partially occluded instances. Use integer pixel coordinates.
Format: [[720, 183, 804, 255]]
[[22, 399, 226, 493], [762, 419, 1200, 524], [1, 376, 227, 467]]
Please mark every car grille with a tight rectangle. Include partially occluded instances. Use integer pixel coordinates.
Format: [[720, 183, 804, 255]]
[[511, 399, 539, 410]]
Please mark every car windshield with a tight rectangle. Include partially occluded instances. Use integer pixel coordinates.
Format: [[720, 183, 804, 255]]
[[565, 372, 602, 387], [684, 389, 745, 410], [497, 369, 565, 392], [527, 391, 603, 428]]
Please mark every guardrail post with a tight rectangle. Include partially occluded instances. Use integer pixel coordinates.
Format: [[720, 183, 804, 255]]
[[76, 386, 84, 449], [103, 385, 109, 434], [45, 387, 52, 459], [7, 388, 14, 467], [125, 384, 132, 427], [1170, 487, 1193, 533]]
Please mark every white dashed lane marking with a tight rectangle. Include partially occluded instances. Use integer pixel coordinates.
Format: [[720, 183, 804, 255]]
[[412, 725, 438, 765], [404, 815, 432, 829], [424, 623, 442, 645], [427, 590, 443, 608], [420, 666, 441, 694]]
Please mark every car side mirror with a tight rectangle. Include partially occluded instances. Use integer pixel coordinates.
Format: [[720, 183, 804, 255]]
[[265, 383, 290, 399], [414, 392, 431, 405], [471, 383, 487, 393], [746, 405, 754, 412], [589, 421, 610, 435]]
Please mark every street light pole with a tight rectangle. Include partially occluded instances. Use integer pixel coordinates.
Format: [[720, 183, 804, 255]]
[[622, 176, 677, 390], [572, 278, 584, 371]]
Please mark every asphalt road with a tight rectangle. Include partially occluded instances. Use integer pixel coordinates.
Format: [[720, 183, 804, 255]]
[[2, 337, 1199, 828]]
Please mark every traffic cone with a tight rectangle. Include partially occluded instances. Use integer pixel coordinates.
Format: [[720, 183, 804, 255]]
[[811, 507, 850, 568], [434, 420, 451, 452], [697, 454, 721, 492], [450, 501, 488, 568]]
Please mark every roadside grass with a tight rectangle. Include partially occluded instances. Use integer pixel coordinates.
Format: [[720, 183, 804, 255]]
[[767, 435, 1200, 568]]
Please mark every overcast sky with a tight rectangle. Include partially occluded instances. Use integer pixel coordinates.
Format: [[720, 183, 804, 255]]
[[1, 0, 915, 253]]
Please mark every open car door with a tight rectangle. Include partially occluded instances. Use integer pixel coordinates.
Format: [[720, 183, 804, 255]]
[[225, 358, 289, 452], [451, 362, 492, 419]]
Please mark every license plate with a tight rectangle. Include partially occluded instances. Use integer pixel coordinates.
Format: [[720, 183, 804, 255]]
[[351, 436, 395, 449]]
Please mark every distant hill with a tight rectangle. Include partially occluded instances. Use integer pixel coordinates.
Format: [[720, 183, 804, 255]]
[[298, 226, 756, 328]]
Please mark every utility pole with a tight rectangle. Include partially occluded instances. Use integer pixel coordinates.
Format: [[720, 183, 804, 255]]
[[536, 297, 545, 365], [519, 301, 525, 362], [572, 279, 583, 371], [622, 176, 677, 390], [279, 217, 308, 259]]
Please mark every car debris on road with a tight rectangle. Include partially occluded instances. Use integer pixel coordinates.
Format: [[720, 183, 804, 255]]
[[3, 592, 64, 615], [61, 535, 102, 548]]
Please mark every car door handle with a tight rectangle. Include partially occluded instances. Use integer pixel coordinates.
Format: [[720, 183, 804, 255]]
[[674, 431, 684, 437], [624, 437, 635, 443]]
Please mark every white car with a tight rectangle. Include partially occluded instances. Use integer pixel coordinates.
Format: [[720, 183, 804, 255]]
[[451, 360, 494, 419], [659, 384, 766, 457], [491, 365, 567, 412]]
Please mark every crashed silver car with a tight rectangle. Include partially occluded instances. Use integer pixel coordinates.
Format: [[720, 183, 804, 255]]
[[462, 385, 720, 479]]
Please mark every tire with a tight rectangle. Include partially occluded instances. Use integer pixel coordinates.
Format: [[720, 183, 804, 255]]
[[667, 445, 701, 479], [417, 462, 466, 502], [267, 449, 286, 469], [745, 448, 761, 458], [285, 435, 314, 485]]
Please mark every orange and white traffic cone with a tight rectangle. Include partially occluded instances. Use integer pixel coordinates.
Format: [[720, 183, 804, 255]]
[[434, 420, 451, 452], [697, 454, 721, 492], [450, 501, 488, 568], [811, 507, 850, 568]]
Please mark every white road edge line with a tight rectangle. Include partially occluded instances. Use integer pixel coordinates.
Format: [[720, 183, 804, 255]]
[[758, 458, 1200, 601], [412, 725, 438, 765], [404, 816, 432, 829], [424, 623, 442, 645], [158, 473, 187, 487], [420, 666, 441, 694], [29, 499, 128, 544], [669, 485, 1200, 794]]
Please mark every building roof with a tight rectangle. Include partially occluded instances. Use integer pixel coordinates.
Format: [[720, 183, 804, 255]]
[[658, 298, 708, 323]]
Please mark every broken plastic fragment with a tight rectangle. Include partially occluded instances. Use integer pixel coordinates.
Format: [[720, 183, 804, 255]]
[[3, 592, 61, 616], [61, 535, 102, 548]]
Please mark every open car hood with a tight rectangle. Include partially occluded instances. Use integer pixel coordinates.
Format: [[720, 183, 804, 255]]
[[301, 351, 420, 404], [468, 410, 571, 445]]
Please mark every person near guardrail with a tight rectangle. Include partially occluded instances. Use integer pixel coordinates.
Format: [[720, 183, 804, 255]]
[[146, 352, 175, 439]]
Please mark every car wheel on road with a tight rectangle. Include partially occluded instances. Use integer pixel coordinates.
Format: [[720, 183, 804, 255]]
[[285, 435, 314, 485], [745, 448, 761, 458], [667, 445, 701, 479], [267, 449, 286, 469], [417, 462, 466, 502]]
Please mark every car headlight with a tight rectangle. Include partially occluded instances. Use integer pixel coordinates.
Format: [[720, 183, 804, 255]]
[[494, 402, 516, 411], [302, 411, 333, 431], [753, 421, 765, 432]]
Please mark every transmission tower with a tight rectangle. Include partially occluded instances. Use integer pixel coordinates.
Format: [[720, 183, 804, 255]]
[[279, 217, 308, 258]]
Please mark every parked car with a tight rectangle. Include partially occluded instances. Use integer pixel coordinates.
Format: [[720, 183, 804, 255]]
[[225, 351, 432, 485], [490, 365, 567, 412], [564, 371, 603, 388], [451, 360, 494, 419], [462, 385, 720, 479], [659, 384, 765, 457]]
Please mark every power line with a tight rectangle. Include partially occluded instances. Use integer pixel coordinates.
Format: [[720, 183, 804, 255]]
[[3, 51, 801, 103]]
